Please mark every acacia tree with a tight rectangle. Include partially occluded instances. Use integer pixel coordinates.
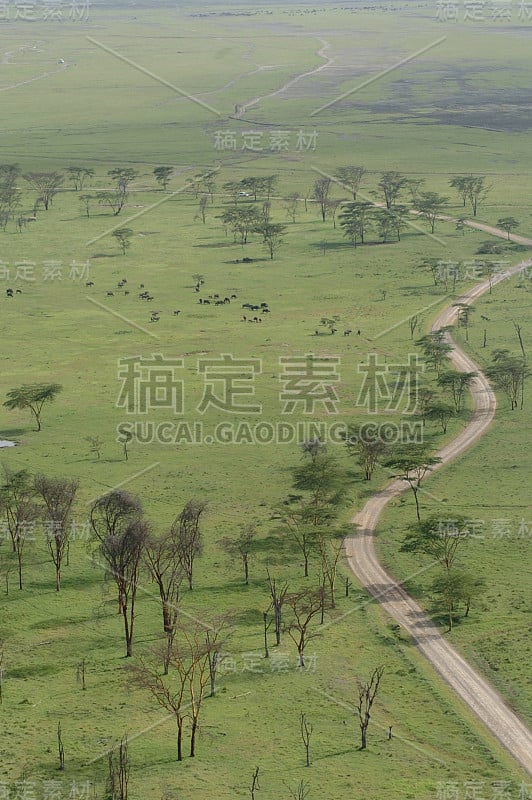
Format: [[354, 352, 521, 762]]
[[431, 569, 486, 631], [316, 534, 343, 609], [279, 450, 345, 576], [129, 622, 215, 760], [0, 469, 39, 589], [339, 201, 374, 246], [0, 166, 21, 231], [23, 171, 64, 210], [313, 177, 331, 222], [4, 383, 62, 431], [99, 517, 148, 657], [220, 206, 261, 245], [426, 400, 455, 433], [256, 222, 286, 259], [284, 588, 323, 668], [219, 522, 258, 585], [496, 216, 519, 240], [34, 475, 79, 591], [356, 665, 385, 749], [437, 370, 477, 412], [174, 500, 207, 590], [414, 191, 449, 233], [449, 175, 491, 217], [416, 330, 453, 374], [283, 193, 300, 223], [401, 514, 472, 574], [144, 530, 183, 673], [153, 166, 173, 191], [335, 165, 366, 200], [274, 499, 318, 578], [344, 425, 388, 480], [385, 446, 442, 520], [378, 172, 407, 209], [99, 168, 138, 216], [112, 227, 134, 255], [486, 350, 529, 410], [90, 490, 147, 656], [267, 569, 289, 646], [66, 166, 94, 191]]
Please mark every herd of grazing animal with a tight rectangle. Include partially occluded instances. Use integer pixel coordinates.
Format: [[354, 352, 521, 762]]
[[82, 277, 273, 326]]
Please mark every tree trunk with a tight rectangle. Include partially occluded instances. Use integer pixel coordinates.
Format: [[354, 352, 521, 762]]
[[190, 718, 198, 757], [123, 607, 133, 657], [360, 725, 367, 750], [177, 719, 183, 761], [56, 566, 61, 592], [413, 488, 421, 521]]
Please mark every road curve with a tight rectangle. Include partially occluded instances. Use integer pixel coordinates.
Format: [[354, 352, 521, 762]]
[[345, 256, 532, 774]]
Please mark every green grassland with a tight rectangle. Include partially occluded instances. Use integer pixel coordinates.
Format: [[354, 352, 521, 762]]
[[0, 2, 530, 798]]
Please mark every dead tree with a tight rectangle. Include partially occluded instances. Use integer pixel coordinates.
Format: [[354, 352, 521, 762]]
[[57, 722, 65, 771], [284, 589, 323, 668], [205, 615, 232, 697], [289, 780, 310, 800], [76, 659, 87, 690], [266, 570, 288, 646], [129, 622, 214, 760], [316, 535, 343, 609], [300, 712, 313, 767], [356, 665, 385, 750], [107, 735, 130, 800], [250, 767, 260, 800]]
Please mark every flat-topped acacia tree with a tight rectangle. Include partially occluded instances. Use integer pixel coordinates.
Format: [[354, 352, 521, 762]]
[[3, 383, 62, 431]]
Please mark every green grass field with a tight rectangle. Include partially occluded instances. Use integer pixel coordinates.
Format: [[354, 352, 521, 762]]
[[0, 2, 530, 798]]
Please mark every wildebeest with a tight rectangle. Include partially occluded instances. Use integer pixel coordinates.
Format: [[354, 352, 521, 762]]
[[106, 291, 114, 297], [6, 288, 13, 297], [173, 310, 181, 316], [86, 281, 94, 287]]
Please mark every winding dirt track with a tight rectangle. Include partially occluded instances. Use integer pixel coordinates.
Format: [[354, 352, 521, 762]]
[[345, 236, 532, 774]]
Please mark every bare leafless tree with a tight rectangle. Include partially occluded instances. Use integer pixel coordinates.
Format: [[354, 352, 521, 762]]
[[266, 569, 289, 646], [284, 589, 323, 668], [57, 722, 65, 771], [107, 734, 130, 800], [356, 665, 385, 749], [300, 712, 313, 767], [129, 621, 215, 760], [316, 535, 343, 609], [250, 766, 260, 799]]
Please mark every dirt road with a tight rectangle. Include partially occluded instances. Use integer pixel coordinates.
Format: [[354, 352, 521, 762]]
[[345, 254, 532, 774]]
